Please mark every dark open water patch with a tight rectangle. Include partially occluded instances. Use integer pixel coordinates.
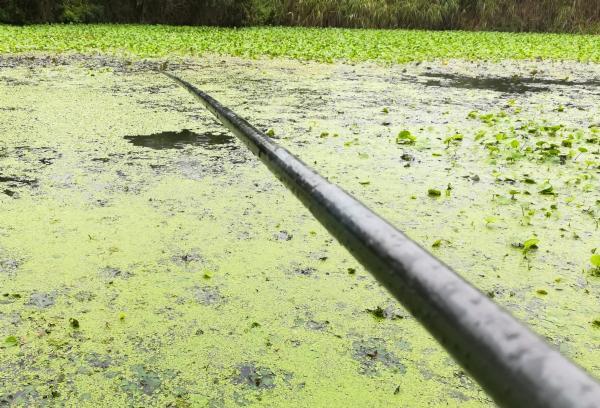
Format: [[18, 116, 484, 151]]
[[0, 176, 38, 187], [421, 73, 600, 94], [352, 338, 406, 375], [124, 130, 235, 150], [233, 364, 276, 390]]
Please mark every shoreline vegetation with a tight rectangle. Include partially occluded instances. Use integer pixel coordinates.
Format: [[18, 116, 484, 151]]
[[0, 0, 598, 34], [1, 25, 599, 64]]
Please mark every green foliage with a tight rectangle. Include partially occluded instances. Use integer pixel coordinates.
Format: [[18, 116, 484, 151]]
[[0, 0, 252, 26], [61, 0, 103, 23], [0, 25, 598, 63]]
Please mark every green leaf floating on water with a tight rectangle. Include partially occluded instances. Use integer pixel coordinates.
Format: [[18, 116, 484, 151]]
[[396, 130, 416, 145], [484, 216, 497, 225], [523, 238, 539, 252], [443, 134, 463, 145], [592, 254, 600, 268], [538, 181, 555, 195], [3, 336, 18, 348]]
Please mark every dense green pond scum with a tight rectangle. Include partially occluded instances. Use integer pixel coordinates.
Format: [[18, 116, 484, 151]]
[[0, 54, 598, 406]]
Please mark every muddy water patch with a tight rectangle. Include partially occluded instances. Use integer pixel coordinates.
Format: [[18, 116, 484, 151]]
[[0, 147, 60, 197], [120, 365, 167, 396], [292, 266, 316, 277], [0, 257, 20, 277], [27, 292, 56, 308], [86, 353, 113, 370], [352, 338, 407, 376], [124, 130, 235, 150], [0, 176, 38, 187], [233, 364, 276, 390], [170, 249, 218, 272], [0, 76, 33, 87], [193, 285, 223, 306], [13, 146, 61, 163], [0, 387, 39, 406], [0, 177, 36, 198], [98, 266, 133, 283]]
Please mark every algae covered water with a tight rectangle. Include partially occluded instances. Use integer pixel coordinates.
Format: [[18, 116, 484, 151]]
[[0, 55, 599, 406]]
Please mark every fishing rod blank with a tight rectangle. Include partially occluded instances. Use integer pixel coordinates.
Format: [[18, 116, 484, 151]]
[[163, 71, 600, 408]]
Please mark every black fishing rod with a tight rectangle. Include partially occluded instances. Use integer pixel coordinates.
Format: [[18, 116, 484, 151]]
[[163, 71, 600, 408]]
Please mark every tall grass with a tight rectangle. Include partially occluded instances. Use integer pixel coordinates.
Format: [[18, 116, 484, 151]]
[[463, 0, 600, 32], [250, 0, 461, 29], [249, 0, 599, 33], [1, 0, 598, 33]]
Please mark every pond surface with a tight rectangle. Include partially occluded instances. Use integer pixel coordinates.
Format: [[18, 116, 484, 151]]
[[0, 54, 598, 406]]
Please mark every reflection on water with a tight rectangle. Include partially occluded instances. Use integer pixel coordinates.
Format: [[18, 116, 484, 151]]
[[422, 72, 600, 94], [124, 129, 235, 150]]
